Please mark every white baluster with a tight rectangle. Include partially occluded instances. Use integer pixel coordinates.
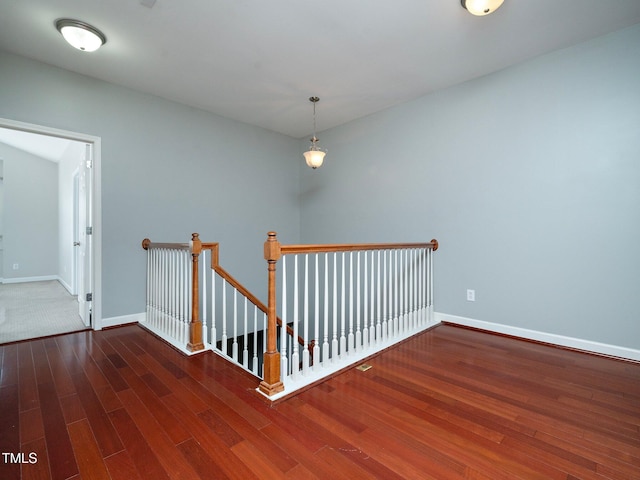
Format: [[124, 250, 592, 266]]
[[243, 297, 248, 368], [202, 249, 208, 345], [407, 249, 416, 330], [182, 249, 187, 339], [211, 269, 216, 348], [281, 256, 288, 377], [168, 250, 174, 337], [375, 250, 381, 343], [159, 249, 165, 329], [302, 254, 310, 374], [405, 249, 410, 331], [174, 250, 179, 340], [168, 249, 173, 336], [363, 251, 369, 350], [147, 249, 152, 324], [340, 252, 346, 357], [221, 280, 227, 355], [382, 249, 388, 341], [400, 249, 405, 334], [252, 305, 259, 375], [176, 249, 181, 338], [314, 254, 320, 370], [417, 248, 423, 326], [292, 255, 300, 379], [322, 253, 329, 365], [429, 247, 434, 322], [262, 312, 268, 378], [369, 250, 375, 346], [388, 249, 394, 339], [394, 249, 399, 335], [348, 252, 354, 354], [186, 249, 192, 343], [232, 288, 238, 362], [156, 248, 161, 326], [356, 251, 362, 352], [178, 249, 184, 339], [332, 253, 338, 362]]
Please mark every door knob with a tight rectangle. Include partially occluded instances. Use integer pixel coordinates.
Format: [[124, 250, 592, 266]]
[[73, 241, 81, 246]]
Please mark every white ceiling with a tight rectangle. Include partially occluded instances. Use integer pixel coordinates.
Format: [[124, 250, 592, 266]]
[[0, 127, 74, 163], [1, 0, 640, 139]]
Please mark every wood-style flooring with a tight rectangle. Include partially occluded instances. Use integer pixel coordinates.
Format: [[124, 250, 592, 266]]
[[1, 323, 638, 479]]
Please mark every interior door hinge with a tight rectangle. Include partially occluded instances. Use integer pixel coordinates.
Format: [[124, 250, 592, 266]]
[[86, 226, 93, 235], [86, 293, 93, 302]]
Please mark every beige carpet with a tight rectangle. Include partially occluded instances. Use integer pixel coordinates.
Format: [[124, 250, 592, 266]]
[[0, 280, 88, 344]]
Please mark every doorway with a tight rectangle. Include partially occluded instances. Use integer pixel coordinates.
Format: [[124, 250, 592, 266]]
[[0, 117, 101, 341]]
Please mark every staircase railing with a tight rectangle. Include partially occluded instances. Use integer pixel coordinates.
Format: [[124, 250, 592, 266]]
[[142, 234, 305, 379], [142, 232, 438, 399], [259, 232, 438, 398]]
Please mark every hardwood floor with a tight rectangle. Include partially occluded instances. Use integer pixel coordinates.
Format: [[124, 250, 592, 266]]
[[1, 323, 638, 480]]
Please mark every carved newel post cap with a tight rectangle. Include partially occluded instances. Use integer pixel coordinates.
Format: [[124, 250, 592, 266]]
[[264, 232, 281, 262], [190, 232, 202, 254]]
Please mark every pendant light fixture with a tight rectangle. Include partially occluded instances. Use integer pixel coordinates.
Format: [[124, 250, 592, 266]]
[[461, 0, 504, 16], [55, 19, 107, 52], [303, 96, 326, 169]]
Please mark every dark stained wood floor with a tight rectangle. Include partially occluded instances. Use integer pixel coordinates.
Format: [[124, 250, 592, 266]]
[[1, 323, 639, 480]]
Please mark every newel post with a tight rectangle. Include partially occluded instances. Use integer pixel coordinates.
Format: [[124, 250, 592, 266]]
[[187, 233, 205, 352], [259, 232, 284, 396]]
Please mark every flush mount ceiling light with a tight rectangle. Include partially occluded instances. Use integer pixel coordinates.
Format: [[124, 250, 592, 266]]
[[461, 0, 504, 16], [55, 19, 106, 52], [303, 96, 326, 169]]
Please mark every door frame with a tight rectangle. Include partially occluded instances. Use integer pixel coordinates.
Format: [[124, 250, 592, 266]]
[[0, 117, 102, 329]]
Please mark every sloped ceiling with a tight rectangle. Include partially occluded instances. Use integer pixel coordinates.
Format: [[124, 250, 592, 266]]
[[1, 0, 639, 138]]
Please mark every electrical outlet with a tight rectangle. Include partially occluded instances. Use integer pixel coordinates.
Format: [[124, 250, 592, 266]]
[[12, 263, 19, 270], [466, 289, 475, 301]]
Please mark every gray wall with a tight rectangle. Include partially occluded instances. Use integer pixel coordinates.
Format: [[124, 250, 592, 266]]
[[0, 142, 58, 279], [0, 51, 302, 319], [300, 24, 640, 350], [1, 24, 638, 350]]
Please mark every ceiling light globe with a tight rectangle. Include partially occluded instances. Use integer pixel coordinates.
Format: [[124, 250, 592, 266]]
[[56, 19, 106, 52], [303, 150, 326, 169], [461, 0, 504, 16]]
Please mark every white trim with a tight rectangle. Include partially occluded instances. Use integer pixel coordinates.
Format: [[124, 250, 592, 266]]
[[259, 315, 441, 401], [58, 276, 73, 294], [435, 312, 640, 362], [138, 317, 213, 356], [100, 312, 144, 330], [3, 275, 58, 284], [0, 117, 102, 331]]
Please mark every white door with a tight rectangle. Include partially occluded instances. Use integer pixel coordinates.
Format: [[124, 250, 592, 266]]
[[77, 144, 92, 327]]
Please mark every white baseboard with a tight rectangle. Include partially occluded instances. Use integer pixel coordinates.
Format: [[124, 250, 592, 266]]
[[58, 277, 73, 294], [98, 312, 144, 330], [435, 312, 640, 362], [2, 275, 58, 284]]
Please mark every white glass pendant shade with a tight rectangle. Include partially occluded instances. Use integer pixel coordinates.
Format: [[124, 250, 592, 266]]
[[461, 0, 504, 16], [303, 149, 326, 169], [56, 19, 106, 52]]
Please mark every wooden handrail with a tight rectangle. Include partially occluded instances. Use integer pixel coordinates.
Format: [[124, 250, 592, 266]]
[[280, 240, 438, 255], [142, 239, 190, 250]]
